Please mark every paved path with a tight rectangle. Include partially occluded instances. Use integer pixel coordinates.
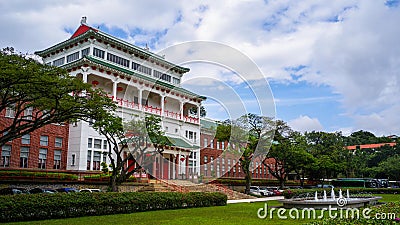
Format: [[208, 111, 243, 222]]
[[227, 196, 284, 204]]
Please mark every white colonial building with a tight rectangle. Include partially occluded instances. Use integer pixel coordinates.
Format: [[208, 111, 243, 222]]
[[35, 18, 204, 180]]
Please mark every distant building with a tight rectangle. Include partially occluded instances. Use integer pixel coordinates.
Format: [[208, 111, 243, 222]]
[[199, 118, 277, 179], [346, 142, 397, 151]]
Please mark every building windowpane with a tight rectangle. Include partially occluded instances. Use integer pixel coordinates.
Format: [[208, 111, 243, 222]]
[[93, 151, 101, 170], [53, 57, 65, 66], [20, 147, 29, 168], [21, 134, 30, 144], [66, 51, 80, 63], [55, 137, 63, 147], [54, 150, 61, 169], [94, 139, 102, 149], [81, 47, 90, 57], [38, 148, 47, 169], [40, 135, 49, 146], [5, 105, 15, 118], [87, 150, 92, 170], [88, 138, 93, 148], [1, 145, 11, 167], [103, 140, 108, 150], [24, 107, 33, 120], [93, 48, 105, 59]]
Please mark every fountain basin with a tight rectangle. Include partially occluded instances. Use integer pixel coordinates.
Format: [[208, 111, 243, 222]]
[[279, 196, 382, 209]]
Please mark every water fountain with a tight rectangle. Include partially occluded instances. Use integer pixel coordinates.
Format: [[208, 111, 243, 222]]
[[280, 188, 381, 209]]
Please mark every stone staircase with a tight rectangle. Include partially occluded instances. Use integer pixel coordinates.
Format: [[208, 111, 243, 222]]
[[163, 180, 256, 200], [136, 180, 176, 192]]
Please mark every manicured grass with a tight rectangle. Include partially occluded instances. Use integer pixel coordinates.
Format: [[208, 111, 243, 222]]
[[375, 193, 400, 202], [4, 194, 399, 225], [4, 200, 311, 225]]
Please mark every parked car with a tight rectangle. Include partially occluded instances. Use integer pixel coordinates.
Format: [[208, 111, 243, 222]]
[[249, 186, 273, 196], [29, 188, 57, 194], [266, 187, 283, 196], [56, 187, 79, 193], [316, 184, 334, 189], [0, 188, 24, 195], [79, 188, 101, 193]]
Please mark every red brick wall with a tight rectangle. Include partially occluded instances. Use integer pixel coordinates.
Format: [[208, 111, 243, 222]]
[[199, 133, 277, 179], [0, 116, 69, 170]]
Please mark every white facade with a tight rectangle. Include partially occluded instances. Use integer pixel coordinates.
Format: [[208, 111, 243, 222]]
[[36, 20, 203, 179]]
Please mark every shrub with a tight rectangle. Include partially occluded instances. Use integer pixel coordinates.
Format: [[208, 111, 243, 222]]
[[0, 192, 227, 222], [0, 170, 78, 181]]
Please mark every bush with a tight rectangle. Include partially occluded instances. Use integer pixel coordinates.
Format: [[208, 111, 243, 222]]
[[0, 192, 227, 222], [0, 170, 78, 181], [214, 178, 299, 186]]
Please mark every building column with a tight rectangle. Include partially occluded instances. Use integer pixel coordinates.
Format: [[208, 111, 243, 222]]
[[176, 152, 180, 179], [179, 101, 184, 120], [185, 155, 189, 179], [172, 155, 176, 179], [112, 80, 118, 98], [138, 88, 143, 108], [160, 95, 165, 117], [82, 73, 88, 83]]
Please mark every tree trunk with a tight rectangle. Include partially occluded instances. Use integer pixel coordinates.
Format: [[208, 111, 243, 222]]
[[110, 174, 119, 192], [299, 172, 305, 188], [244, 171, 252, 194], [279, 177, 285, 189]]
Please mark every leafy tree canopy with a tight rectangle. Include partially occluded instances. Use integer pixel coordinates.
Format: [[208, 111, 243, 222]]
[[0, 47, 116, 146]]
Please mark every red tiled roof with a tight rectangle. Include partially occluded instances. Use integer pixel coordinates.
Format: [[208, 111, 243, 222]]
[[346, 142, 396, 150], [70, 24, 98, 39]]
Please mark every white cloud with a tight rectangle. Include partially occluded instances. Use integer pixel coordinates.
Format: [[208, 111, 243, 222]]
[[288, 115, 323, 133], [1, 0, 399, 134]]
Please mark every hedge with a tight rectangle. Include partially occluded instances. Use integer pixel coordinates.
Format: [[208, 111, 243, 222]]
[[283, 188, 400, 199], [0, 192, 227, 223], [214, 178, 299, 186], [0, 170, 78, 181]]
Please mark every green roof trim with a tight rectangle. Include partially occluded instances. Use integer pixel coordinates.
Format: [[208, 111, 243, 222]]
[[63, 56, 206, 100], [167, 137, 198, 149], [120, 136, 197, 150], [200, 119, 219, 130], [35, 28, 189, 73]]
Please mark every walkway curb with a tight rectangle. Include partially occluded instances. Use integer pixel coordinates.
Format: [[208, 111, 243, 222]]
[[227, 196, 284, 204]]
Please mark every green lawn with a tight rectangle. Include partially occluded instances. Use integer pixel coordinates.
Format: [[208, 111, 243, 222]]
[[4, 194, 399, 225]]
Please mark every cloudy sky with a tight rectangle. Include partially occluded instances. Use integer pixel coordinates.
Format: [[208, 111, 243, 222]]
[[1, 0, 399, 136]]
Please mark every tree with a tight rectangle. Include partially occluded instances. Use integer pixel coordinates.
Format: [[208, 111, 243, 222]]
[[216, 114, 274, 194], [377, 155, 400, 180], [93, 114, 170, 192], [189, 105, 207, 117], [0, 47, 116, 146], [264, 120, 291, 186], [305, 131, 347, 182]]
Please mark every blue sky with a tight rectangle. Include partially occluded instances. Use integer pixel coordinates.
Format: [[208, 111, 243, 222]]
[[1, 0, 400, 136]]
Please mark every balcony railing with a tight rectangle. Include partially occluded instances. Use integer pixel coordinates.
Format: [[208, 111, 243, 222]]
[[108, 95, 199, 124]]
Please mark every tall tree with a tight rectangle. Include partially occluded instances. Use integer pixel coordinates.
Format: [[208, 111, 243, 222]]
[[92, 115, 170, 192], [216, 114, 274, 194], [0, 47, 116, 146], [305, 131, 347, 182]]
